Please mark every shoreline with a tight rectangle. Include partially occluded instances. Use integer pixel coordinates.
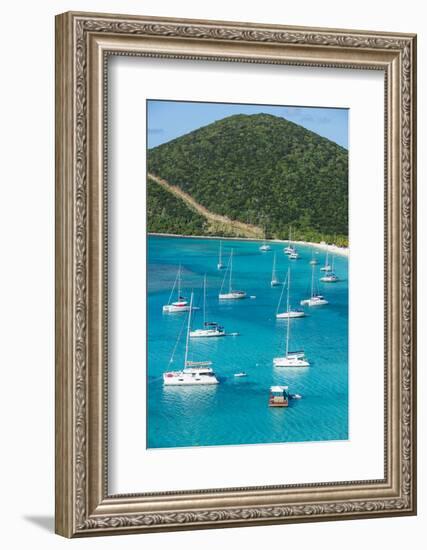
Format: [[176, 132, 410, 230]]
[[148, 232, 349, 257]]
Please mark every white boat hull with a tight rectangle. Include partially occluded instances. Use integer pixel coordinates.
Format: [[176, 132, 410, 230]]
[[273, 356, 309, 367], [271, 280, 281, 287], [163, 304, 199, 313], [219, 291, 246, 300], [276, 310, 306, 319], [217, 263, 224, 270], [190, 328, 225, 338], [163, 372, 219, 385], [320, 276, 339, 282], [259, 245, 271, 251], [300, 297, 328, 306], [320, 265, 332, 272]]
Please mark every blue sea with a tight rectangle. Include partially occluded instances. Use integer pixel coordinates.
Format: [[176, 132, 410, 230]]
[[147, 235, 348, 449]]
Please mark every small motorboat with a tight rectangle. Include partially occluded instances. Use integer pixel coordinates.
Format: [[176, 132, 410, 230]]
[[268, 386, 289, 407], [234, 372, 247, 377]]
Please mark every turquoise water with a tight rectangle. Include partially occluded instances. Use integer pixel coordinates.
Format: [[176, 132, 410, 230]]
[[147, 235, 348, 448]]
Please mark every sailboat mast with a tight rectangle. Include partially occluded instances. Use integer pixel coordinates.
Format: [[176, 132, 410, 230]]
[[203, 275, 206, 326], [229, 249, 233, 293], [311, 263, 315, 298], [285, 267, 291, 356], [177, 264, 182, 298], [184, 293, 193, 367]]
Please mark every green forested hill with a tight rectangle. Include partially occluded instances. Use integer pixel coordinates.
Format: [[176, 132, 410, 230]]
[[147, 113, 348, 245], [147, 178, 207, 235]]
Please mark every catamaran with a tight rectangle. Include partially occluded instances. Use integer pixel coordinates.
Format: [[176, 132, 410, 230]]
[[217, 240, 225, 270], [276, 267, 305, 319], [219, 249, 246, 300], [163, 293, 220, 386], [190, 275, 225, 338], [320, 255, 339, 282], [273, 271, 309, 367], [300, 263, 329, 306], [320, 246, 332, 272], [271, 252, 281, 287], [162, 265, 199, 313]]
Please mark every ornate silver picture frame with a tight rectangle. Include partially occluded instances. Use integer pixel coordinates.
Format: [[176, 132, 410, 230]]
[[55, 11, 417, 537]]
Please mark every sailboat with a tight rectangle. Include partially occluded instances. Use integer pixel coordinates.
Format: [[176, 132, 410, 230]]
[[219, 249, 246, 300], [320, 254, 339, 282], [259, 229, 271, 251], [163, 293, 220, 385], [276, 267, 305, 319], [284, 227, 296, 255], [270, 252, 281, 287], [273, 269, 309, 367], [190, 275, 225, 338], [300, 263, 328, 306], [162, 265, 199, 313], [217, 240, 225, 270], [309, 247, 318, 265], [320, 246, 332, 272]]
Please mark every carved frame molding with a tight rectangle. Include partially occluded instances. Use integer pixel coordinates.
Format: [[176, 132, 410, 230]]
[[55, 12, 416, 537]]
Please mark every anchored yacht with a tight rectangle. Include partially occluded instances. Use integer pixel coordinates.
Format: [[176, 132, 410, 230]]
[[320, 255, 339, 282], [219, 249, 246, 300], [320, 272, 339, 283], [320, 246, 332, 272], [190, 275, 225, 338], [276, 267, 305, 319], [259, 228, 271, 251], [162, 265, 198, 313], [300, 263, 329, 306], [284, 227, 297, 256], [163, 293, 220, 386], [271, 252, 281, 287], [274, 268, 309, 367], [309, 247, 318, 265]]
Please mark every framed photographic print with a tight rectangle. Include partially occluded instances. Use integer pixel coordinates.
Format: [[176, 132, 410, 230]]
[[55, 11, 417, 537]]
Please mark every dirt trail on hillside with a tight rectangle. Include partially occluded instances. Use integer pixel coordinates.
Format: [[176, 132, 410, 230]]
[[148, 173, 263, 239]]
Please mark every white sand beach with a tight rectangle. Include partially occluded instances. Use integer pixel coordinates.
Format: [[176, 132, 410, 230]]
[[148, 232, 349, 257], [274, 239, 349, 257]]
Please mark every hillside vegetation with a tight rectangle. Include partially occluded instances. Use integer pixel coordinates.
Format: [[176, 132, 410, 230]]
[[147, 113, 348, 246], [147, 177, 207, 235]]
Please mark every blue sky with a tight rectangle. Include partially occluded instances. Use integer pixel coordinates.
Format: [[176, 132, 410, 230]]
[[147, 100, 348, 149]]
